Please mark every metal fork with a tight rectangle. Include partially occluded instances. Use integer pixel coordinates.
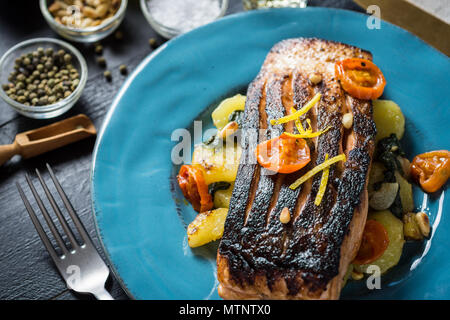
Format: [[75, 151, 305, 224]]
[[16, 164, 114, 300]]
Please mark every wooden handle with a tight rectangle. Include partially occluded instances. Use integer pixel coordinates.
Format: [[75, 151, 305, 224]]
[[0, 142, 19, 166]]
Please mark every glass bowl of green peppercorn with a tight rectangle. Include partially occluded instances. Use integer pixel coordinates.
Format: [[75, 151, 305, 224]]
[[0, 38, 88, 119]]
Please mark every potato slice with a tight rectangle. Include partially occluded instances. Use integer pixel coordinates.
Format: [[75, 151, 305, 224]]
[[192, 144, 242, 185], [373, 99, 405, 142], [354, 210, 405, 274], [214, 182, 234, 208], [211, 94, 246, 130], [187, 208, 228, 248]]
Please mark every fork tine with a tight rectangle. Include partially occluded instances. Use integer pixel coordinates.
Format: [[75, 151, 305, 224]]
[[25, 174, 69, 255], [46, 164, 91, 245], [16, 182, 60, 261], [35, 168, 80, 250]]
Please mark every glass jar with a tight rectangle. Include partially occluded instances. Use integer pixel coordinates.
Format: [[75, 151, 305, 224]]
[[243, 0, 307, 10]]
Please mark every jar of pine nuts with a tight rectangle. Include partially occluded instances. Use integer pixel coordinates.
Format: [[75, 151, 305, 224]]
[[40, 0, 128, 43]]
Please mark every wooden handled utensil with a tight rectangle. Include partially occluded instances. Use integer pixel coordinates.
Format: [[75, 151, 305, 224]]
[[0, 114, 96, 166]]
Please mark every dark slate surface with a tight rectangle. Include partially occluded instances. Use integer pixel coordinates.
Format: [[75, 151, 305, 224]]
[[0, 0, 363, 300]]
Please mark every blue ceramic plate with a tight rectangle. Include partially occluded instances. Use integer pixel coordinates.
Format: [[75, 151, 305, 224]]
[[91, 8, 450, 299]]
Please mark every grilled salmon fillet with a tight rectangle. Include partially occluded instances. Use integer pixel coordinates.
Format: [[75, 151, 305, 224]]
[[217, 38, 376, 300]]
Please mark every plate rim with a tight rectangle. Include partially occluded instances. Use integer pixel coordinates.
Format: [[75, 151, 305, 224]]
[[90, 7, 449, 300]]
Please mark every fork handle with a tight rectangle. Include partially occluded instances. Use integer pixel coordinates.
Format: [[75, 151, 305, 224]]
[[92, 287, 114, 300]]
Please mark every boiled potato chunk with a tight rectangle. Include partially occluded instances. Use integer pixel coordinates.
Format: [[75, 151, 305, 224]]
[[192, 144, 242, 185], [214, 182, 234, 208], [373, 99, 405, 142], [395, 171, 414, 213], [211, 94, 246, 130], [354, 210, 405, 274], [187, 208, 228, 247]]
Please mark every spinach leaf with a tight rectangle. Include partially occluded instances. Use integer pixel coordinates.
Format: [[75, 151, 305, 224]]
[[208, 181, 231, 200], [228, 110, 244, 128], [376, 134, 405, 174], [375, 134, 406, 218], [203, 134, 217, 146]]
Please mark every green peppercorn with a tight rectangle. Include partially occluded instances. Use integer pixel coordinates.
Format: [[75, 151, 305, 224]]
[[103, 70, 112, 81], [44, 61, 53, 70], [114, 30, 123, 40], [94, 44, 103, 55], [39, 96, 48, 105], [97, 56, 106, 68], [48, 95, 56, 104], [119, 64, 127, 75], [48, 78, 56, 88], [149, 38, 157, 48]]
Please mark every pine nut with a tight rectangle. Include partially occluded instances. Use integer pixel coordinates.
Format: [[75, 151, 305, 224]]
[[309, 73, 322, 85], [342, 112, 353, 129], [415, 212, 430, 238], [280, 207, 291, 224]]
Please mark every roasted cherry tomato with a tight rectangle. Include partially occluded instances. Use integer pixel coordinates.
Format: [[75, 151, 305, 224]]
[[335, 58, 386, 100], [411, 150, 450, 193], [255, 133, 311, 174], [177, 165, 213, 212], [353, 220, 390, 265]]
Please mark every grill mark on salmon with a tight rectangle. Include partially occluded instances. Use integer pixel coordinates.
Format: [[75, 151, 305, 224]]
[[217, 38, 376, 300]]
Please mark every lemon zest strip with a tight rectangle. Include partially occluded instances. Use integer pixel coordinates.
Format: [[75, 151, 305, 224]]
[[270, 93, 321, 126], [291, 107, 306, 134], [314, 154, 330, 206], [284, 126, 331, 139], [289, 154, 346, 190]]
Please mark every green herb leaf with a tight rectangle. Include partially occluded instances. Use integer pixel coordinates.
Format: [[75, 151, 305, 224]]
[[228, 110, 244, 128], [208, 181, 231, 200]]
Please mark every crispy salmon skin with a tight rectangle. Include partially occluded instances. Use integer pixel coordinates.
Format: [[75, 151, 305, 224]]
[[217, 38, 376, 300]]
